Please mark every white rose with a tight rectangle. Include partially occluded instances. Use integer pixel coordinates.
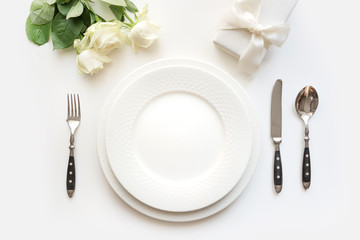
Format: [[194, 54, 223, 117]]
[[75, 21, 124, 55], [127, 20, 160, 51], [125, 4, 160, 51], [88, 21, 124, 55], [76, 49, 111, 75]]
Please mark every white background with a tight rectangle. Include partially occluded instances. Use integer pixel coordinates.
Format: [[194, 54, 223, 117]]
[[1, 0, 359, 239]]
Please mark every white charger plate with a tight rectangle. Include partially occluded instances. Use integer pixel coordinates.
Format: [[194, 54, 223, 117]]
[[105, 65, 253, 212], [97, 58, 260, 222]]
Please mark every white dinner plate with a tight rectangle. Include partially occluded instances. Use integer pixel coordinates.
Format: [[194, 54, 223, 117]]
[[97, 58, 260, 221], [105, 65, 253, 212]]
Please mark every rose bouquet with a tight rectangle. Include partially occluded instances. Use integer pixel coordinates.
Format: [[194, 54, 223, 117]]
[[25, 0, 160, 75]]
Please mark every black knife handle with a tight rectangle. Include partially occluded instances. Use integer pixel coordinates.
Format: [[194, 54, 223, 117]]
[[66, 156, 75, 197], [274, 147, 282, 193], [302, 147, 311, 189]]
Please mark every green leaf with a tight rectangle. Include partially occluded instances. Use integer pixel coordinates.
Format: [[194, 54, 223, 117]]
[[30, 0, 55, 25], [81, 24, 87, 33], [81, 8, 90, 26], [56, 0, 72, 4], [51, 13, 83, 49], [57, 0, 75, 15], [66, 1, 84, 19], [125, 0, 138, 13], [81, 8, 95, 26], [81, 0, 94, 13], [47, 0, 56, 4], [109, 5, 125, 21], [90, 11, 96, 24], [101, 0, 126, 7], [26, 16, 51, 45]]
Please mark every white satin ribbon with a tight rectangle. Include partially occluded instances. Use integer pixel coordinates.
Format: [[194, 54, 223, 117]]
[[220, 0, 290, 77]]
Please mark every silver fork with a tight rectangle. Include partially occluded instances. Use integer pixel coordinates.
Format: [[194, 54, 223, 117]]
[[66, 94, 81, 198]]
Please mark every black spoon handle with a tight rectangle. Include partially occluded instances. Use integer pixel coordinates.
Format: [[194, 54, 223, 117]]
[[302, 124, 311, 190], [302, 147, 311, 189]]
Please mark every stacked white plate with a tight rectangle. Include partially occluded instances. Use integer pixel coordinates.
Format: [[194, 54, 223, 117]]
[[97, 58, 260, 222]]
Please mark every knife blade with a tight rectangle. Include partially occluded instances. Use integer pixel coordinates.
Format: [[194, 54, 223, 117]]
[[271, 79, 283, 193]]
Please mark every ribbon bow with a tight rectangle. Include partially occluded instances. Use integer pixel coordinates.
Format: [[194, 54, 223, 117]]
[[220, 0, 290, 77]]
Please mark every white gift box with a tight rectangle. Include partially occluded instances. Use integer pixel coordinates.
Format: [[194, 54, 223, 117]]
[[214, 0, 298, 59]]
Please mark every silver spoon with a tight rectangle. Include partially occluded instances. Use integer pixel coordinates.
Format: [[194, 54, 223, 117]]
[[295, 86, 319, 190]]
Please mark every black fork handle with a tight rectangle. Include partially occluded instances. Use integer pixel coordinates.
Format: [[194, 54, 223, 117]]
[[66, 156, 75, 198]]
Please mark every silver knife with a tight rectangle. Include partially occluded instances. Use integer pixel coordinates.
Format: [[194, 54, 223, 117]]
[[271, 79, 283, 193]]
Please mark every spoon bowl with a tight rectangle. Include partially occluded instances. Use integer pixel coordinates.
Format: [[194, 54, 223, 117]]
[[295, 86, 319, 124], [295, 86, 319, 190]]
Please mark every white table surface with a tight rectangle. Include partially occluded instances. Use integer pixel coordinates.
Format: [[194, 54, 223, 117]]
[[1, 0, 359, 239]]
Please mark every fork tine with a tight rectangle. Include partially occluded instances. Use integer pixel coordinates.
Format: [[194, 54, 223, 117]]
[[67, 94, 70, 118], [74, 94, 78, 117], [77, 94, 81, 118], [71, 94, 74, 117]]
